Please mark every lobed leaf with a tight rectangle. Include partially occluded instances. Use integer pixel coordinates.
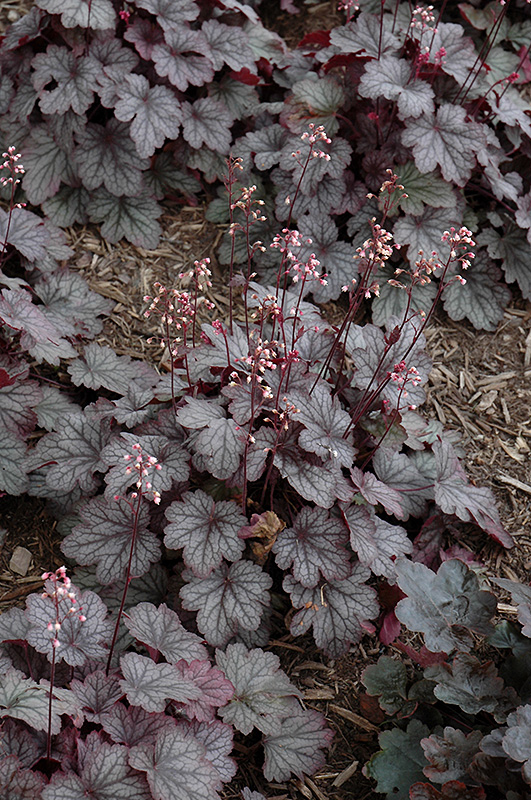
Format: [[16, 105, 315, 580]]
[[124, 602, 207, 664], [263, 707, 333, 782]]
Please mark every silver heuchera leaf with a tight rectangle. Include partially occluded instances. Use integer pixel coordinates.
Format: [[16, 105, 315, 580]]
[[289, 385, 355, 469], [42, 733, 151, 800], [0, 669, 79, 734], [25, 585, 113, 667], [34, 271, 113, 340], [181, 97, 233, 154], [134, 0, 199, 31], [173, 660, 234, 722], [100, 704, 177, 747], [284, 565, 378, 657], [128, 727, 220, 800], [87, 189, 162, 249], [216, 643, 301, 735], [493, 578, 531, 637], [180, 561, 272, 648], [201, 19, 256, 72], [120, 653, 201, 713], [272, 505, 351, 588], [164, 490, 247, 577], [185, 720, 236, 782], [70, 670, 123, 723], [124, 602, 207, 664], [359, 56, 434, 120], [35, 0, 116, 29], [62, 496, 161, 585], [68, 343, 156, 395], [262, 707, 333, 782], [74, 119, 148, 197], [32, 45, 103, 115], [0, 750, 45, 796], [22, 125, 69, 205], [151, 26, 213, 91], [329, 12, 399, 58], [395, 558, 497, 653], [441, 248, 510, 331], [340, 503, 412, 580], [28, 411, 113, 494], [114, 74, 182, 159], [402, 105, 488, 187]]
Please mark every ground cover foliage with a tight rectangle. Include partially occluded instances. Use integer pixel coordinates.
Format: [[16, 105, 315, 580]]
[[0, 0, 530, 798]]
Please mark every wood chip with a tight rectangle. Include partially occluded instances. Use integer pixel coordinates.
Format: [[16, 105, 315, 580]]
[[304, 688, 335, 700], [329, 704, 379, 733], [304, 777, 328, 800], [9, 546, 32, 576], [332, 760, 359, 788], [501, 397, 511, 425], [477, 371, 517, 386], [525, 330, 531, 367], [497, 473, 531, 496], [497, 603, 518, 614]]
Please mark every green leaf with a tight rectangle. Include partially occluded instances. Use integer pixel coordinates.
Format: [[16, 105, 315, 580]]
[[362, 656, 411, 715], [281, 75, 345, 136], [395, 162, 457, 216], [364, 719, 430, 799]]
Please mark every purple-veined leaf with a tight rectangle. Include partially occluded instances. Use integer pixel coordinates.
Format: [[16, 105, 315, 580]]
[[114, 75, 182, 159], [120, 653, 201, 713], [144, 152, 201, 201], [359, 56, 434, 119], [0, 718, 41, 767], [201, 19, 256, 72], [2, 6, 45, 51], [273, 429, 353, 509], [373, 448, 434, 519], [101, 704, 176, 747], [32, 46, 102, 115], [192, 417, 245, 480], [87, 189, 162, 249], [263, 707, 333, 782], [365, 720, 430, 798], [281, 75, 345, 136], [330, 12, 399, 57], [124, 17, 165, 60], [502, 704, 531, 782], [173, 660, 234, 722], [176, 397, 224, 428], [341, 503, 413, 579], [239, 125, 289, 171], [70, 670, 123, 723], [102, 432, 189, 500], [402, 105, 488, 187], [90, 33, 139, 106], [216, 643, 301, 735], [34, 271, 113, 340], [478, 224, 531, 300], [42, 185, 90, 227], [516, 191, 531, 240], [442, 248, 510, 331], [0, 287, 63, 348], [165, 490, 247, 577], [134, 0, 199, 30], [75, 119, 148, 197], [393, 205, 462, 261], [272, 505, 351, 588], [124, 602, 207, 664], [111, 383, 158, 428], [62, 496, 161, 585], [0, 610, 30, 646], [425, 653, 516, 720], [42, 734, 151, 800], [0, 669, 78, 734], [284, 565, 378, 657], [181, 561, 272, 648], [433, 439, 513, 547], [421, 728, 483, 784], [21, 125, 69, 205], [35, 0, 115, 29], [350, 466, 404, 517], [0, 208, 49, 262], [289, 385, 355, 468], [28, 411, 113, 494], [129, 727, 220, 800], [493, 578, 531, 638], [395, 558, 497, 653], [184, 720, 236, 782], [25, 585, 112, 667], [0, 428, 28, 497], [152, 25, 213, 91], [181, 98, 233, 154], [0, 753, 45, 797], [0, 360, 40, 439]]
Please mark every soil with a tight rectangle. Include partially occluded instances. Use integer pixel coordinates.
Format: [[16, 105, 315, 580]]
[[1, 1, 530, 799]]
